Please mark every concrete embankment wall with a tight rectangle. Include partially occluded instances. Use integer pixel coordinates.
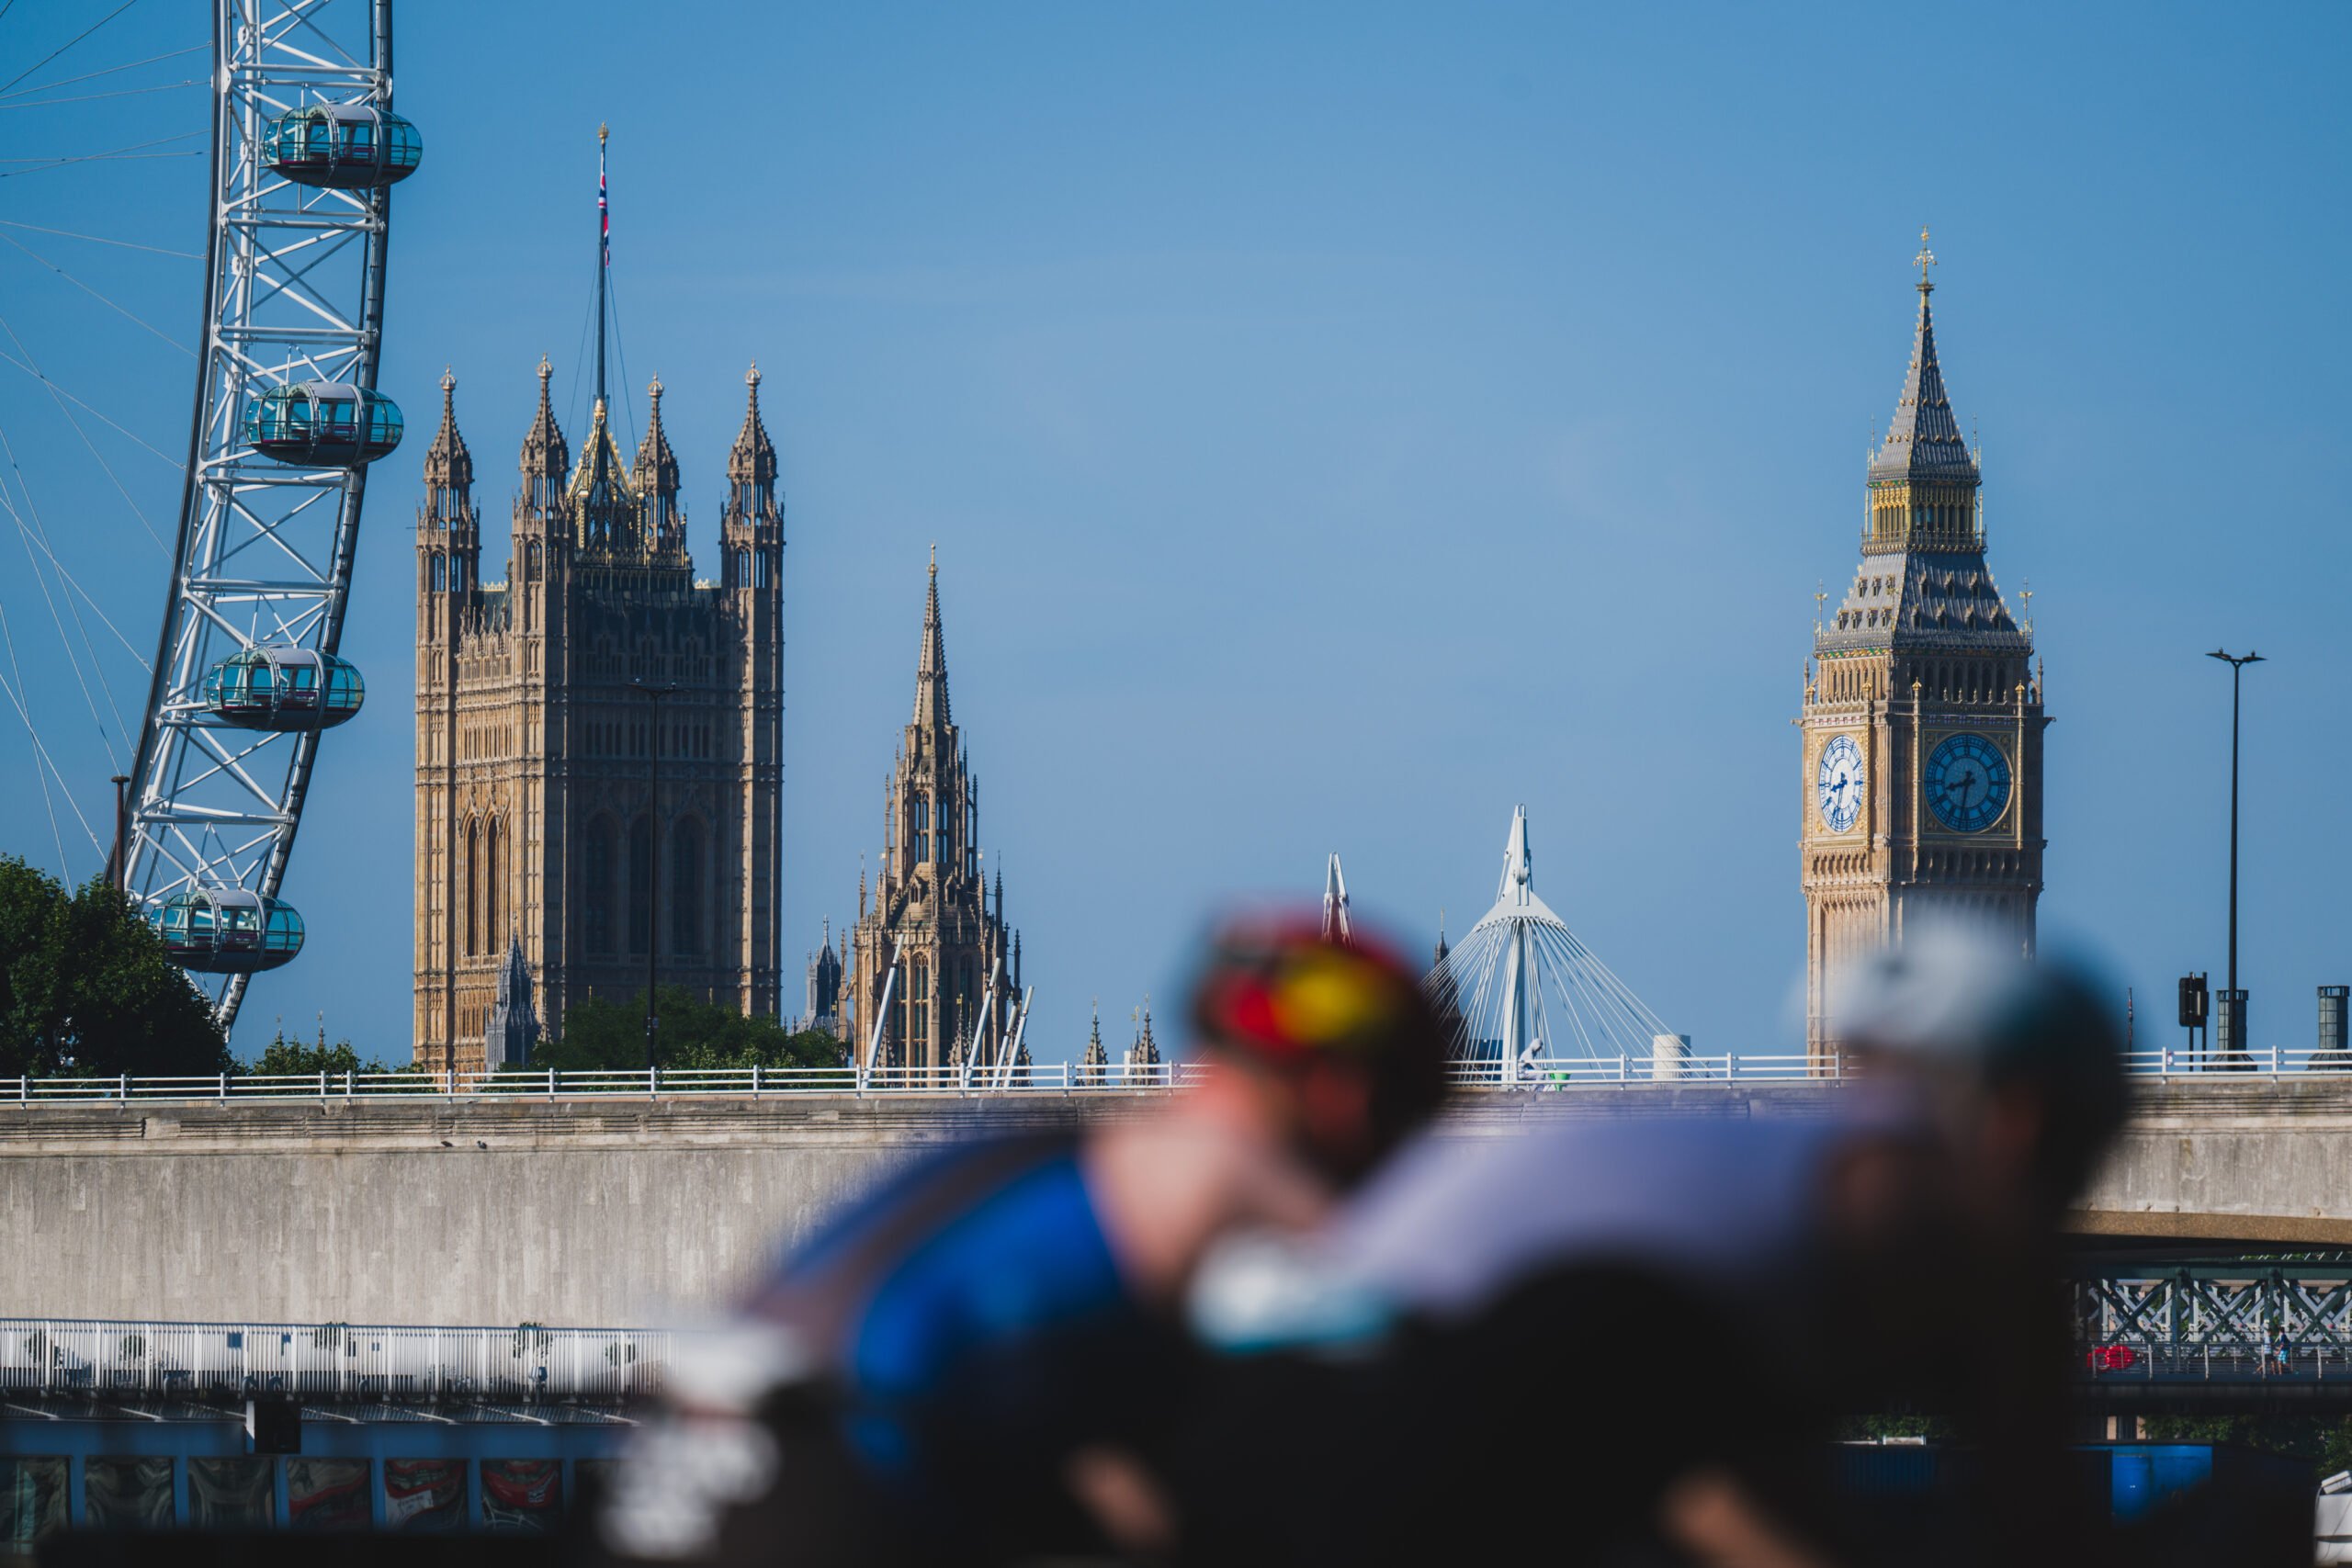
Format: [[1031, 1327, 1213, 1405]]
[[0, 1079, 2338, 1325], [0, 1096, 1152, 1326]]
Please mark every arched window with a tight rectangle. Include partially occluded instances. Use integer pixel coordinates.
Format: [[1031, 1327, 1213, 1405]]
[[628, 814, 651, 955], [463, 817, 480, 957], [583, 817, 615, 954], [431, 555, 446, 593], [486, 816, 503, 946], [910, 962, 930, 1055], [526, 541, 541, 577], [673, 819, 704, 956], [913, 797, 930, 863]]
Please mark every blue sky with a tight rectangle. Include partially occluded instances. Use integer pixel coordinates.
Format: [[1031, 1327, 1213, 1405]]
[[2, 2, 2347, 1061]]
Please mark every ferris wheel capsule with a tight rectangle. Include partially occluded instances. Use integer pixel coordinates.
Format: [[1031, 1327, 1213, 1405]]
[[152, 889, 306, 975], [201, 647, 366, 732], [244, 381, 403, 467], [265, 102, 423, 190]]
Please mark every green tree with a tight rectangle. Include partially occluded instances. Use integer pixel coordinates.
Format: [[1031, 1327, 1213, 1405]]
[[250, 1027, 384, 1077], [531, 985, 844, 1076], [0, 856, 229, 1077], [2141, 1413, 2352, 1481]]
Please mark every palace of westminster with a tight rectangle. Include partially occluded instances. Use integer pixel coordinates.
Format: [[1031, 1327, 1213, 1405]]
[[412, 233, 2043, 1071]]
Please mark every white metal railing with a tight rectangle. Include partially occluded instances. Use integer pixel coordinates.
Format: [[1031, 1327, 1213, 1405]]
[[4, 1048, 2350, 1106], [0, 1318, 670, 1403], [1447, 1053, 1826, 1087], [0, 1062, 1204, 1105]]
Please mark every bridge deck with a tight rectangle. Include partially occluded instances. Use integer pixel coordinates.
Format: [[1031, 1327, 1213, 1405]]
[[0, 1081, 2343, 1324]]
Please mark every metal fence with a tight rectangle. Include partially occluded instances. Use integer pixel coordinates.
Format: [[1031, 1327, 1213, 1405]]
[[0, 1318, 670, 1403], [6, 1045, 2352, 1106], [2077, 1341, 2352, 1385], [0, 1062, 1203, 1105]]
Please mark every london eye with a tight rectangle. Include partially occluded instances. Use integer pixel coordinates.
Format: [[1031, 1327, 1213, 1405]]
[[0, 1, 415, 1030]]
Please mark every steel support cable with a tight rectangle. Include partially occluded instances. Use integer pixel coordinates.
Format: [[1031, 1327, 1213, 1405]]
[[0, 0, 146, 99], [0, 42, 205, 102], [564, 273, 595, 424], [0, 219, 201, 258], [1536, 926, 1602, 1060], [0, 598, 99, 871], [1437, 913, 1675, 1066], [1446, 931, 1508, 1061], [0, 230, 195, 357], [0, 412, 130, 764], [0, 79, 201, 110], [0, 130, 203, 176], [0, 312, 174, 553], [607, 265, 639, 449], [0, 499, 152, 667]]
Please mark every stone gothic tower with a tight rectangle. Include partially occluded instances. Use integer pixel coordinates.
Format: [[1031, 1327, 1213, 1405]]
[[846, 556, 1022, 1073], [413, 361, 785, 1070], [1800, 236, 2046, 1062]]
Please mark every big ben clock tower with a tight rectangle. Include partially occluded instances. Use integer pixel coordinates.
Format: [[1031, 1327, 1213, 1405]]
[[1801, 232, 2046, 1063]]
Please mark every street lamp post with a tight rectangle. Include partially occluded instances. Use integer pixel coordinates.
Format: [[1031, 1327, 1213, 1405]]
[[2207, 649, 2265, 1063], [106, 773, 130, 894], [634, 678, 682, 1071]]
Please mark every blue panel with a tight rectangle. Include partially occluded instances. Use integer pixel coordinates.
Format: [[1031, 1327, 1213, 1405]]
[[2109, 1450, 2153, 1521]]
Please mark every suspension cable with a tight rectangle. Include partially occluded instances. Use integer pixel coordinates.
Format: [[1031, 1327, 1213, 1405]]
[[0, 219, 200, 258], [0, 413, 130, 766], [0, 228, 195, 355], [0, 0, 144, 99], [0, 41, 203, 103], [0, 312, 171, 552]]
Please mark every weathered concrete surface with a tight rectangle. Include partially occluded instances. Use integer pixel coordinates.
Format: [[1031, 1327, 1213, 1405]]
[[0, 1079, 2339, 1325], [2072, 1079, 2352, 1246], [0, 1096, 1159, 1326]]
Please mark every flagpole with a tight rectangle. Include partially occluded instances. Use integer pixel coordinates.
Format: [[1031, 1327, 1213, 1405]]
[[595, 121, 609, 408]]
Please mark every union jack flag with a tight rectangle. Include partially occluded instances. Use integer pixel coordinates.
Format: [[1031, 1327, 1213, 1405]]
[[598, 139, 609, 266]]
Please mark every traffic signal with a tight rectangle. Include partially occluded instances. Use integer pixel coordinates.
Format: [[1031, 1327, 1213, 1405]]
[[2178, 974, 2210, 1029]]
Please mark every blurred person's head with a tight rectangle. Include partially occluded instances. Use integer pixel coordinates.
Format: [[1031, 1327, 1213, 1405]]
[[1833, 921, 2127, 1221], [1186, 913, 1451, 1185]]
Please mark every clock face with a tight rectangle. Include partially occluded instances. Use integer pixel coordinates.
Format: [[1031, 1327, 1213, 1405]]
[[1815, 734, 1865, 834], [1925, 733, 2012, 833]]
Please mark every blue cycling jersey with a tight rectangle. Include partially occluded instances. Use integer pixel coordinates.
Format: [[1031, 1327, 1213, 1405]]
[[748, 1135, 1148, 1488]]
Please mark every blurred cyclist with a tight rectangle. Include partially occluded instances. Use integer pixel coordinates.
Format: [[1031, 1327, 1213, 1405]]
[[594, 912, 1451, 1566], [1175, 924, 2128, 1567]]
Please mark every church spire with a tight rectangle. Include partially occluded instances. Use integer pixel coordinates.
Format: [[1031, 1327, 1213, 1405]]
[[421, 367, 470, 533], [913, 547, 952, 728], [424, 367, 472, 502], [1869, 227, 1978, 489], [728, 362, 778, 489], [569, 385, 633, 553], [518, 355, 569, 496], [634, 374, 681, 551]]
